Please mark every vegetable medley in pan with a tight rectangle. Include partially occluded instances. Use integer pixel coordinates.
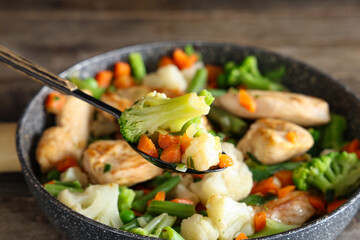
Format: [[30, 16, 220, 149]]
[[38, 45, 360, 239]]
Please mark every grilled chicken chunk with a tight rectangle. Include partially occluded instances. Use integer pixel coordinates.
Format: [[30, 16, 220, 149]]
[[237, 118, 313, 164], [37, 95, 94, 172], [252, 191, 316, 225], [217, 90, 330, 127], [82, 140, 163, 186]]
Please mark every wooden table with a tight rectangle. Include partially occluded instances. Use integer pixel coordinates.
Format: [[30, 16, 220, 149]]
[[0, 0, 360, 239]]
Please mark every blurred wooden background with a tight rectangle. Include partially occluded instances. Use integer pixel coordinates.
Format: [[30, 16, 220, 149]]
[[0, 0, 360, 239]]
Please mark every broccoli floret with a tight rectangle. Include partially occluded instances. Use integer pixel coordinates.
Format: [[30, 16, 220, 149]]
[[119, 91, 210, 143], [293, 151, 360, 201]]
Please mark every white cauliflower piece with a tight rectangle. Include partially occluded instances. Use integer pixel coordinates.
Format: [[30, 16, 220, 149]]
[[190, 143, 253, 204], [181, 214, 219, 240], [181, 61, 204, 83], [181, 133, 221, 171], [60, 166, 89, 188], [58, 183, 123, 229], [144, 64, 187, 91], [207, 194, 255, 240]]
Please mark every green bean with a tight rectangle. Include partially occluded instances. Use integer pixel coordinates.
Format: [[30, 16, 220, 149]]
[[147, 200, 195, 219], [207, 88, 227, 97], [144, 213, 167, 234], [129, 52, 146, 83], [44, 180, 83, 197], [132, 176, 181, 213], [160, 226, 185, 240], [120, 213, 154, 231], [186, 68, 208, 93], [207, 105, 248, 137], [154, 214, 177, 237]]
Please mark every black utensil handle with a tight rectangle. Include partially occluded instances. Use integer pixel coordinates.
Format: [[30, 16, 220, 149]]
[[0, 44, 78, 94], [0, 44, 122, 119]]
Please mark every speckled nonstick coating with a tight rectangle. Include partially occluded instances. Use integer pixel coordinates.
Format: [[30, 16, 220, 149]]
[[16, 41, 360, 240]]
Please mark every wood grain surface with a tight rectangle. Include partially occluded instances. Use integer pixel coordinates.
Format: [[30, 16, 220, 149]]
[[0, 0, 359, 239]]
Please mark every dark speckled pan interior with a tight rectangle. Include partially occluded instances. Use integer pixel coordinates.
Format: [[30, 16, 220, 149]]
[[16, 41, 360, 240]]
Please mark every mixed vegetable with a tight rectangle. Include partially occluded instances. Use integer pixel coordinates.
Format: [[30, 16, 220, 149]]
[[37, 44, 360, 239]]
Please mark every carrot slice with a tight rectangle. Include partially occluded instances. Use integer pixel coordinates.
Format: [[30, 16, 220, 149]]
[[173, 48, 198, 69], [158, 56, 174, 68], [286, 131, 298, 143], [254, 212, 267, 232], [277, 185, 295, 198], [308, 195, 325, 213], [154, 191, 166, 201], [274, 170, 293, 187], [114, 61, 131, 77], [160, 144, 182, 163], [346, 139, 360, 153], [113, 75, 135, 89], [235, 233, 248, 240], [137, 135, 158, 158], [45, 92, 66, 114], [327, 199, 347, 213], [170, 198, 194, 205], [205, 64, 223, 88], [133, 210, 143, 217], [239, 89, 256, 113], [180, 134, 192, 153], [251, 177, 280, 195], [192, 174, 204, 179], [95, 70, 113, 88], [57, 156, 78, 172], [218, 154, 234, 168], [158, 133, 181, 150]]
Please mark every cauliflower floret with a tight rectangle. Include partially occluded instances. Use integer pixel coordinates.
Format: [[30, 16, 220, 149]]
[[207, 194, 255, 240], [181, 133, 221, 171], [181, 214, 219, 240], [190, 143, 253, 204], [144, 64, 187, 91], [58, 183, 123, 229], [181, 61, 204, 83], [60, 166, 89, 188]]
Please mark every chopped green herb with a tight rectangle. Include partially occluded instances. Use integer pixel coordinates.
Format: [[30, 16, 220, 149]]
[[103, 163, 112, 173]]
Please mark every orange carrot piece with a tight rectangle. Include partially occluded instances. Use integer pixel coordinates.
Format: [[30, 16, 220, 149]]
[[236, 233, 248, 240], [114, 61, 131, 77], [158, 133, 181, 150], [158, 56, 174, 68], [160, 144, 182, 163], [274, 170, 294, 187], [218, 154, 234, 168], [251, 177, 280, 195], [133, 210, 143, 217], [239, 89, 256, 113], [154, 191, 166, 201], [113, 75, 135, 89], [254, 212, 267, 232], [95, 70, 113, 88], [346, 139, 360, 153], [180, 134, 192, 153], [192, 174, 204, 179], [205, 64, 223, 89], [286, 131, 298, 143], [327, 199, 347, 213], [57, 156, 78, 172], [170, 198, 194, 205], [277, 185, 296, 198], [45, 92, 66, 114], [137, 135, 158, 158], [173, 48, 198, 69], [308, 195, 326, 213]]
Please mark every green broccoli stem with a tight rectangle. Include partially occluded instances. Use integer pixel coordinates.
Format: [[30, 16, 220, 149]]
[[118, 186, 136, 212], [120, 213, 154, 231], [129, 52, 146, 83], [198, 89, 215, 105], [147, 200, 195, 219], [249, 218, 298, 238], [160, 226, 185, 240], [238, 69, 284, 91], [321, 114, 347, 151], [132, 176, 181, 213], [207, 105, 248, 137], [120, 92, 210, 143], [44, 180, 83, 197]]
